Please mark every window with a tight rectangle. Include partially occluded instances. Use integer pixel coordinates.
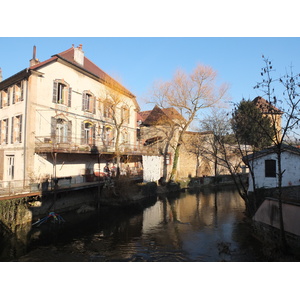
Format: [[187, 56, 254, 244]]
[[53, 80, 72, 106], [103, 101, 113, 119], [0, 89, 10, 108], [12, 82, 24, 104], [82, 91, 95, 113], [121, 106, 130, 124], [11, 115, 23, 143], [81, 121, 95, 145], [51, 117, 72, 143], [7, 155, 14, 180], [1, 118, 9, 144], [102, 126, 114, 146], [265, 159, 276, 177], [121, 131, 129, 145]]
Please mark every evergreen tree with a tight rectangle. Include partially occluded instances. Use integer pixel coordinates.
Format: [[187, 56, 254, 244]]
[[231, 99, 274, 149]]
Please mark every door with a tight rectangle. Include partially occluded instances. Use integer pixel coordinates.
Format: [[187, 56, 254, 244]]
[[7, 155, 14, 180]]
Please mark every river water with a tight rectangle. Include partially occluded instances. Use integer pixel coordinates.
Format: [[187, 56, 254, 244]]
[[1, 187, 267, 262]]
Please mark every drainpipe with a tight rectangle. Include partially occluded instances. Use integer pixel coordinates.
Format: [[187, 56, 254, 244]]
[[23, 73, 29, 188]]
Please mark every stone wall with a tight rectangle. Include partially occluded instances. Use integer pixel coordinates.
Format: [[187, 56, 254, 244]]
[[0, 197, 32, 231]]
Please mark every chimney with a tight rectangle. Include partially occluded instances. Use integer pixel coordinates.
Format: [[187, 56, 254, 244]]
[[0, 68, 2, 82], [74, 44, 84, 66], [30, 45, 40, 67]]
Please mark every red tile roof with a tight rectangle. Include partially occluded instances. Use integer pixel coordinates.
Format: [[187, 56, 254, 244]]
[[137, 110, 152, 122], [30, 45, 138, 108], [141, 105, 186, 125]]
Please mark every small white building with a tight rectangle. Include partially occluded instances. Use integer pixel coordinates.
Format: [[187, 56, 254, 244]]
[[243, 144, 300, 192]]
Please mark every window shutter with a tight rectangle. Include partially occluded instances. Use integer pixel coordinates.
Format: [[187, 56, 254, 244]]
[[67, 121, 72, 142], [5, 119, 9, 144], [82, 93, 86, 111], [19, 115, 23, 143], [20, 81, 24, 101], [51, 117, 56, 142], [92, 97, 96, 114], [53, 81, 58, 103], [68, 88, 72, 107], [7, 88, 10, 106], [0, 91, 2, 109], [81, 122, 85, 144], [12, 86, 15, 104], [92, 124, 96, 144], [11, 116, 14, 143]]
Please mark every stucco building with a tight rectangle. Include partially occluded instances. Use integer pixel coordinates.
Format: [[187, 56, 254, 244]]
[[243, 144, 300, 192], [0, 45, 149, 189]]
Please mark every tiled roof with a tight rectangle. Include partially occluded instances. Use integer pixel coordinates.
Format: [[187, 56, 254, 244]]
[[30, 45, 138, 107], [252, 96, 283, 114], [137, 110, 152, 122], [243, 144, 300, 162], [141, 105, 186, 126]]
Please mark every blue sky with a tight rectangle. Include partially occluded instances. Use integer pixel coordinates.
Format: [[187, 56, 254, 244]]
[[1, 37, 300, 115]]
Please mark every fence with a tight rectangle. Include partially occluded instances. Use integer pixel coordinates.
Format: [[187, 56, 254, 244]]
[[0, 180, 33, 197]]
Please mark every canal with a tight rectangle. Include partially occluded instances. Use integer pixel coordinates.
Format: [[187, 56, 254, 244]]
[[0, 187, 269, 262]]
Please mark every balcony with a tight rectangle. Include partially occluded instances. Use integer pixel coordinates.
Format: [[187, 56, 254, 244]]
[[35, 136, 160, 156]]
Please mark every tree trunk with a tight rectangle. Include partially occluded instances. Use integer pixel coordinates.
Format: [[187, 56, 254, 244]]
[[169, 143, 181, 181], [277, 146, 288, 252]]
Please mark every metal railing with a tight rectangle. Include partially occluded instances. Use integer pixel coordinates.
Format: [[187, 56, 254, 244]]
[[0, 180, 33, 197], [35, 135, 160, 155]]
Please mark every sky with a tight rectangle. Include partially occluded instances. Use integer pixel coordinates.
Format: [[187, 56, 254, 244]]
[[1, 37, 300, 116]]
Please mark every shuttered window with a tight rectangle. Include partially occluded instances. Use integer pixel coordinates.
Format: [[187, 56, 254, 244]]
[[81, 121, 95, 145], [11, 115, 23, 143], [82, 91, 95, 114], [52, 80, 72, 107], [50, 117, 72, 143], [3, 118, 9, 144]]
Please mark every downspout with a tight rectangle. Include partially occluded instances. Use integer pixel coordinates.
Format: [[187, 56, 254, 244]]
[[23, 71, 29, 188]]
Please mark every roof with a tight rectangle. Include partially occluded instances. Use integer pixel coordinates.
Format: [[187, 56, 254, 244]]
[[141, 105, 186, 126], [243, 144, 300, 163], [1, 45, 139, 109], [252, 96, 283, 114], [137, 110, 152, 122]]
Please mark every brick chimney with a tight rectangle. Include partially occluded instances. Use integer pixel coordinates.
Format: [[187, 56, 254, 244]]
[[0, 68, 2, 82], [74, 44, 84, 66], [30, 45, 40, 67]]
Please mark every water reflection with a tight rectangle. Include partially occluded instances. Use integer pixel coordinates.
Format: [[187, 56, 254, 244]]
[[1, 187, 262, 262]]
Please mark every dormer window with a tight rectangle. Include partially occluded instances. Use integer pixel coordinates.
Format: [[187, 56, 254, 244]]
[[53, 80, 72, 107]]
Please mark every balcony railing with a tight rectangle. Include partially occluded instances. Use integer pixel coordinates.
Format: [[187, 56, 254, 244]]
[[35, 136, 160, 156]]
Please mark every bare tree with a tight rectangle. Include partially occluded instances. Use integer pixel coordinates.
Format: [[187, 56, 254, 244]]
[[253, 56, 300, 251], [100, 76, 138, 176], [198, 109, 232, 177], [148, 65, 229, 181]]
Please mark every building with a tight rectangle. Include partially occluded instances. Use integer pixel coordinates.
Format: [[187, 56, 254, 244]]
[[243, 144, 300, 192], [252, 96, 283, 140], [138, 105, 215, 180], [0, 45, 147, 189]]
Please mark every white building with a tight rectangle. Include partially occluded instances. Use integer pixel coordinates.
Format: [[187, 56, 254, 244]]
[[0, 45, 147, 188], [244, 144, 300, 192]]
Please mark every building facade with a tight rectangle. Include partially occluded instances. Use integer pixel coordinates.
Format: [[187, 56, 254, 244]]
[[244, 145, 300, 192], [0, 45, 147, 188]]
